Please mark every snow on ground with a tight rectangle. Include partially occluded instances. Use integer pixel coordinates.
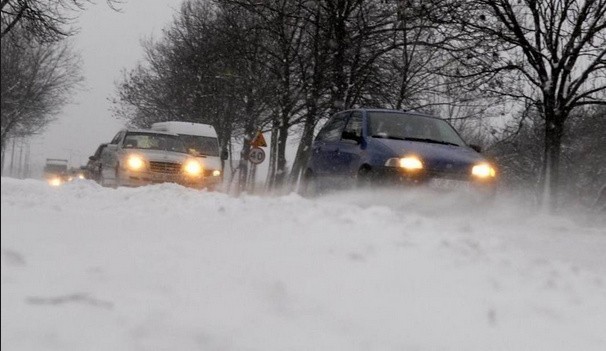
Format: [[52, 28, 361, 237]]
[[2, 177, 606, 351]]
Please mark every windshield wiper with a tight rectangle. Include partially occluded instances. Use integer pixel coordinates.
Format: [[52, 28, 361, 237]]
[[371, 134, 407, 141], [372, 134, 459, 146], [403, 137, 460, 147]]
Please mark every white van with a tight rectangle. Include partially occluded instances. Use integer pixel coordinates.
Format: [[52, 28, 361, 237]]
[[151, 121, 226, 189]]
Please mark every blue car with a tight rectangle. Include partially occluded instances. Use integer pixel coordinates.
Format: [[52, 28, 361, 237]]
[[302, 109, 497, 197]]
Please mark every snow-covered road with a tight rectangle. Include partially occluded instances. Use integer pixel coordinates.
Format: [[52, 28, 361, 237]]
[[2, 178, 605, 350]]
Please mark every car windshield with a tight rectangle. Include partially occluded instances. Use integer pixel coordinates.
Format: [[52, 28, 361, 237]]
[[178, 134, 220, 157], [44, 164, 68, 173], [123, 132, 187, 153], [367, 112, 466, 147]]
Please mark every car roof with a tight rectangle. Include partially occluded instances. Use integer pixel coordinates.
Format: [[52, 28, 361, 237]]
[[151, 121, 217, 138], [343, 108, 442, 120], [45, 158, 68, 164], [123, 128, 180, 136]]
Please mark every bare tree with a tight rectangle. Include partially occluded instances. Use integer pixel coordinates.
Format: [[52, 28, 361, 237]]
[[428, 0, 606, 209], [1, 0, 120, 42], [288, 1, 332, 186], [1, 29, 81, 160], [492, 104, 606, 207]]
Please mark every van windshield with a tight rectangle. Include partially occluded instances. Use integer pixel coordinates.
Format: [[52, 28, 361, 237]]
[[179, 135, 220, 157], [123, 132, 187, 153], [44, 164, 68, 174]]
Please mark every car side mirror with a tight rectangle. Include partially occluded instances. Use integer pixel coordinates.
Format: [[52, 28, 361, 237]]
[[470, 144, 482, 153], [342, 130, 361, 143], [221, 149, 229, 161]]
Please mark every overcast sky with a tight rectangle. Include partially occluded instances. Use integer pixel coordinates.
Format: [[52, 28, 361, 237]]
[[28, 0, 183, 171]]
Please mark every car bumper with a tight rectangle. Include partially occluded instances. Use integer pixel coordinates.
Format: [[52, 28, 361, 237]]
[[118, 170, 222, 189], [372, 166, 497, 194]]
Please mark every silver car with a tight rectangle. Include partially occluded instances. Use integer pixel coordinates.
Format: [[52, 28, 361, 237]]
[[99, 129, 219, 189]]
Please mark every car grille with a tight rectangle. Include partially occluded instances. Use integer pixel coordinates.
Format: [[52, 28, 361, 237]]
[[149, 161, 181, 174], [426, 169, 469, 181]]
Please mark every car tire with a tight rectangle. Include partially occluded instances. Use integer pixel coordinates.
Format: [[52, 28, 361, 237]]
[[99, 173, 111, 188], [99, 165, 118, 188], [114, 165, 122, 188], [94, 165, 102, 183], [466, 183, 497, 206], [300, 170, 319, 198], [356, 167, 374, 189]]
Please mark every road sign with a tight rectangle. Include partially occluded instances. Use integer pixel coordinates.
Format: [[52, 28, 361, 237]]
[[251, 131, 267, 147], [248, 147, 265, 164]]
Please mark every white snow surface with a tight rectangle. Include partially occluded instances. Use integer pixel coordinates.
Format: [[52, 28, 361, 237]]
[[2, 177, 606, 351]]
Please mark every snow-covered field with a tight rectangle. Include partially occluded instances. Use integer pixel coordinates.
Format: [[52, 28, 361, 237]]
[[2, 177, 606, 350]]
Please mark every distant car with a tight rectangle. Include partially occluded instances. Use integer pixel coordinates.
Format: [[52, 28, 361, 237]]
[[302, 109, 497, 198], [67, 167, 86, 181], [43, 158, 69, 186], [84, 143, 108, 182], [98, 129, 212, 189]]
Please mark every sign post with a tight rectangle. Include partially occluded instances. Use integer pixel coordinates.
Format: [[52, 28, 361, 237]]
[[248, 131, 266, 193]]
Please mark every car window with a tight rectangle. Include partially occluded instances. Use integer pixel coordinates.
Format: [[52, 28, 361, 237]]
[[110, 132, 122, 145], [94, 145, 107, 158], [316, 113, 348, 142], [343, 111, 363, 139], [178, 135, 220, 156]]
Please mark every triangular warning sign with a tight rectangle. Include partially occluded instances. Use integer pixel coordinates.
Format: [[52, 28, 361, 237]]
[[251, 131, 267, 147]]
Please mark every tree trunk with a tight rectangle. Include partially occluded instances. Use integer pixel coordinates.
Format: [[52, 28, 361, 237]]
[[328, 1, 348, 114], [266, 118, 279, 190], [541, 114, 564, 211], [1, 137, 6, 176], [237, 119, 256, 196], [274, 119, 289, 190], [289, 107, 318, 188]]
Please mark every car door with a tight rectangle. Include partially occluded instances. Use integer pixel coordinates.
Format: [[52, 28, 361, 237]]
[[88, 143, 108, 180], [100, 131, 124, 181], [311, 112, 348, 176], [333, 111, 364, 177]]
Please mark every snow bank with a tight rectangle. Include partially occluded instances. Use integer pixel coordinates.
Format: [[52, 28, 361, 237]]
[[2, 177, 605, 350]]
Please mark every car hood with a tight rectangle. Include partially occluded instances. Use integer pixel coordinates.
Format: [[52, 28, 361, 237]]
[[373, 138, 487, 173]]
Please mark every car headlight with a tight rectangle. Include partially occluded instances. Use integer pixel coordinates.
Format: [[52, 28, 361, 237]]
[[386, 156, 424, 170], [48, 177, 62, 186], [471, 163, 496, 178], [212, 170, 221, 177], [183, 159, 203, 176], [47, 177, 63, 186], [126, 155, 146, 171]]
